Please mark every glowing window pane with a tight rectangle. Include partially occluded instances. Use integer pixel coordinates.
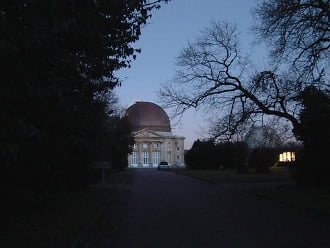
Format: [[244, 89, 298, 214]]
[[279, 151, 296, 162], [279, 154, 283, 162]]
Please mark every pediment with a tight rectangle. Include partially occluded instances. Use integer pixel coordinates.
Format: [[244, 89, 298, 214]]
[[133, 128, 163, 138]]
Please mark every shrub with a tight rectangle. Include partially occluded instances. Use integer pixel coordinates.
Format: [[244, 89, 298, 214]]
[[185, 140, 248, 171], [233, 142, 249, 173], [249, 147, 277, 173], [216, 141, 248, 172], [185, 140, 217, 169], [216, 142, 235, 169]]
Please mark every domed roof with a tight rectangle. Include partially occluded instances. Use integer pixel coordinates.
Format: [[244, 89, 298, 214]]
[[244, 125, 281, 149], [126, 101, 171, 132]]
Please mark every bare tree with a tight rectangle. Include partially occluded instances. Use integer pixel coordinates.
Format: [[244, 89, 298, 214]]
[[244, 124, 281, 149], [252, 0, 330, 84], [159, 21, 301, 140]]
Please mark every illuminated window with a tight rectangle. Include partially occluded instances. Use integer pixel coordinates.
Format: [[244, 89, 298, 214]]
[[153, 151, 160, 165], [131, 152, 138, 165], [279, 151, 296, 162], [143, 151, 149, 164]]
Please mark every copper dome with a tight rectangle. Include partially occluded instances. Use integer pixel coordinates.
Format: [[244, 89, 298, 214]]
[[126, 102, 171, 132]]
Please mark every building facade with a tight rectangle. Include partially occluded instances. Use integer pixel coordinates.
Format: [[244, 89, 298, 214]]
[[126, 101, 185, 168]]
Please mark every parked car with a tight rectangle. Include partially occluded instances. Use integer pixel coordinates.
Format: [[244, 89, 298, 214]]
[[158, 161, 169, 170]]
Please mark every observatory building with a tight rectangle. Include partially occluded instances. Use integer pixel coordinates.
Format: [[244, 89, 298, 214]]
[[126, 101, 185, 168]]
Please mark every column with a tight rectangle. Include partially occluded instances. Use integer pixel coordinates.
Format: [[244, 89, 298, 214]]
[[137, 142, 142, 167], [148, 141, 152, 167], [160, 140, 166, 162]]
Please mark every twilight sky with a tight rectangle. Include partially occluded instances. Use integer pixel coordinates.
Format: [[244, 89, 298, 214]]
[[115, 0, 268, 149]]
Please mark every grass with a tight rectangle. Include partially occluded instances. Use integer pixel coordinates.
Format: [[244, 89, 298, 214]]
[[0, 170, 131, 248], [174, 166, 292, 184], [257, 185, 330, 215], [174, 167, 330, 215]]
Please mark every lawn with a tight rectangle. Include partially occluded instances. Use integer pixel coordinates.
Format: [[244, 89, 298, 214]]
[[0, 170, 131, 248], [257, 185, 330, 215], [174, 166, 292, 184], [174, 167, 330, 215]]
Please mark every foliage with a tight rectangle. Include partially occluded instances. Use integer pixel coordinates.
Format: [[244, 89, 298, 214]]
[[185, 139, 248, 171], [253, 0, 330, 83], [231, 141, 249, 173], [293, 86, 330, 187], [0, 0, 168, 197], [215, 142, 235, 169], [185, 140, 218, 169], [1, 187, 119, 247], [216, 141, 248, 172], [108, 116, 134, 170], [248, 147, 277, 174]]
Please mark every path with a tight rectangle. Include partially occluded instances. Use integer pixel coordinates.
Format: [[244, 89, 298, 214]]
[[75, 169, 330, 248]]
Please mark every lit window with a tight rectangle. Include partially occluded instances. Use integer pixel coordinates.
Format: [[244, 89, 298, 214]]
[[153, 151, 160, 165], [279, 151, 296, 162], [143, 151, 149, 164], [131, 152, 138, 165]]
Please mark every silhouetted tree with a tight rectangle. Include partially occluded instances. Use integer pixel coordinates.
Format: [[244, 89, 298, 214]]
[[293, 86, 330, 186], [185, 139, 248, 171], [108, 116, 134, 170], [0, 0, 169, 200], [216, 141, 248, 172], [232, 141, 249, 173], [159, 21, 302, 140], [158, 2, 329, 184], [216, 142, 235, 169], [248, 147, 277, 174], [185, 140, 217, 169], [253, 0, 330, 82]]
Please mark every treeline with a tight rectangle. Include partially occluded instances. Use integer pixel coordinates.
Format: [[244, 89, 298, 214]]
[[185, 140, 247, 171], [185, 86, 330, 188], [0, 0, 168, 210], [185, 140, 281, 174]]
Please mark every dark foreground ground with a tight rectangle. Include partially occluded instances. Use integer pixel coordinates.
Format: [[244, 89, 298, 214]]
[[74, 169, 330, 248]]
